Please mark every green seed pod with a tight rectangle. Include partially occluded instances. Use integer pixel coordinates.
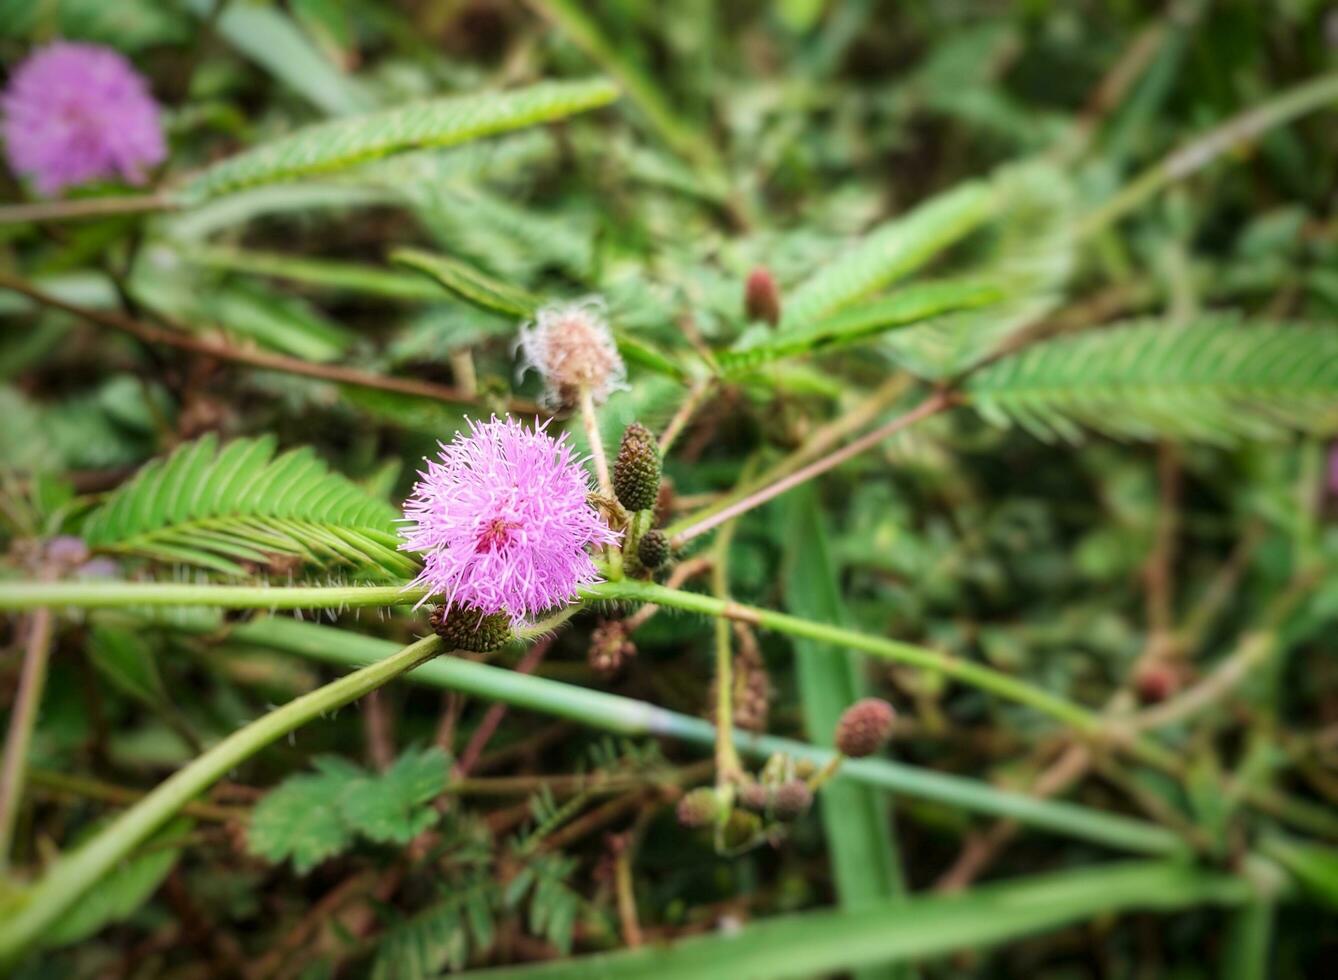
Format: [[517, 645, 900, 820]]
[[676, 787, 724, 828], [613, 422, 661, 512], [430, 605, 513, 652]]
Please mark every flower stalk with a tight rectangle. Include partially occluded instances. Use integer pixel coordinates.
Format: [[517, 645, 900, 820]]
[[0, 634, 443, 965]]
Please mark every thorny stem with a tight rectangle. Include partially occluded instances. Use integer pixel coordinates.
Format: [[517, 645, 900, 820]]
[[0, 634, 444, 966], [0, 607, 55, 871], [669, 390, 953, 547], [0, 273, 539, 413]]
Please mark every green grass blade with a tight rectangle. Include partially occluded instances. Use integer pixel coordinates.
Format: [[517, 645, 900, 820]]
[[458, 861, 1249, 979], [176, 78, 619, 203], [783, 487, 908, 980], [181, 0, 375, 117]]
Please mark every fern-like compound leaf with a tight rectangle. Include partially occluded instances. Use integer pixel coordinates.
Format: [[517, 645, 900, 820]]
[[967, 318, 1338, 443], [80, 434, 417, 578], [176, 78, 619, 203]]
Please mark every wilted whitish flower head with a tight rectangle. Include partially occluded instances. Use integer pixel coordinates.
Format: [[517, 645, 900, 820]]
[[517, 298, 626, 407], [401, 416, 620, 623], [2, 41, 166, 196]]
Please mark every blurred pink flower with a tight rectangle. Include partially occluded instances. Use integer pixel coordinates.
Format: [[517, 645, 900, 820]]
[[401, 416, 618, 623], [2, 41, 166, 196]]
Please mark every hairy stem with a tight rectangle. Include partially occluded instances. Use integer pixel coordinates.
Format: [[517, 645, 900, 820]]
[[0, 635, 442, 965], [0, 608, 55, 871]]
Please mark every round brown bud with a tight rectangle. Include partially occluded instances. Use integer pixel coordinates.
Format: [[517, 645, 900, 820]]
[[771, 780, 813, 821], [834, 698, 896, 758], [1134, 661, 1181, 704], [737, 782, 771, 813], [430, 605, 513, 652], [676, 787, 723, 829], [744, 267, 781, 327], [613, 422, 661, 512], [636, 529, 669, 570]]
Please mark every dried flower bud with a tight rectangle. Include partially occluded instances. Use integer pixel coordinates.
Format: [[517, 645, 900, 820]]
[[744, 267, 781, 327], [588, 619, 636, 675], [676, 787, 724, 828], [636, 529, 669, 570], [430, 605, 514, 652], [1134, 660, 1181, 704], [518, 298, 626, 407], [613, 422, 661, 512], [771, 780, 813, 821], [834, 698, 896, 758]]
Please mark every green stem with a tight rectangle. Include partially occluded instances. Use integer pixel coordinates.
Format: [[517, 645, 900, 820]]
[[214, 616, 1184, 856], [0, 608, 54, 871], [0, 581, 424, 610], [1078, 71, 1338, 237], [0, 634, 442, 966], [711, 520, 742, 783], [6, 578, 1332, 838]]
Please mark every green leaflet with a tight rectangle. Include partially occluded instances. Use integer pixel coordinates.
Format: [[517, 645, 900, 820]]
[[782, 487, 908, 980], [176, 78, 619, 203], [780, 180, 997, 329], [79, 433, 416, 579], [247, 746, 450, 874], [718, 277, 1004, 377], [966, 318, 1338, 443], [391, 247, 541, 318]]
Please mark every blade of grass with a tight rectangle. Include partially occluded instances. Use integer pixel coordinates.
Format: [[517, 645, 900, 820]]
[[456, 861, 1251, 979], [782, 488, 909, 980]]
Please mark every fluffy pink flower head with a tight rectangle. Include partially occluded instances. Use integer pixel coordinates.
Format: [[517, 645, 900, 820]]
[[2, 41, 166, 196], [517, 297, 626, 408], [401, 416, 619, 623]]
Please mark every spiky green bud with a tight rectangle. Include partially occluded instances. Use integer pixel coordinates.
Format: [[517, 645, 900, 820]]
[[430, 605, 513, 652], [636, 528, 669, 570], [613, 422, 661, 512]]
